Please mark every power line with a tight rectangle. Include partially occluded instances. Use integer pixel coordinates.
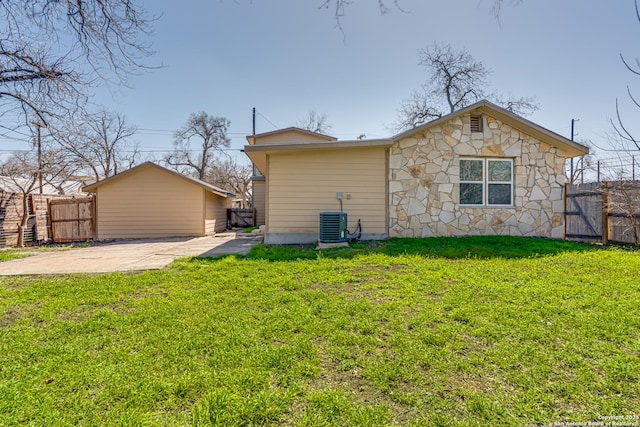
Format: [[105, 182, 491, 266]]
[[0, 126, 34, 139], [0, 147, 246, 154], [256, 112, 279, 130], [137, 128, 252, 136]]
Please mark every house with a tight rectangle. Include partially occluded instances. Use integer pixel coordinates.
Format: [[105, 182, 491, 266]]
[[244, 101, 589, 245], [83, 162, 232, 239], [246, 127, 338, 227]]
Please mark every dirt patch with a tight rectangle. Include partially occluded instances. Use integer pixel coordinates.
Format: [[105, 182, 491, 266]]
[[306, 344, 420, 425], [0, 302, 42, 329], [0, 305, 24, 329]]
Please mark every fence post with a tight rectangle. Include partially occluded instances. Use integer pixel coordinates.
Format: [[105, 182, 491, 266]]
[[601, 181, 609, 246], [28, 193, 36, 244], [564, 182, 568, 239]]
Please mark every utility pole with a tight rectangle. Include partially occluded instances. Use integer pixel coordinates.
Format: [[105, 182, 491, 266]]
[[252, 107, 256, 136], [570, 118, 579, 183], [32, 122, 46, 194]]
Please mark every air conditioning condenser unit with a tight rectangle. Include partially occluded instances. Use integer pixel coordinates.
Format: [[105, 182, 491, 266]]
[[319, 212, 348, 243]]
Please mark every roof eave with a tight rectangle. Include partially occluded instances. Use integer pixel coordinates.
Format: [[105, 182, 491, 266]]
[[245, 126, 337, 144], [82, 162, 232, 197], [244, 138, 393, 153], [244, 138, 393, 179], [393, 100, 589, 158]]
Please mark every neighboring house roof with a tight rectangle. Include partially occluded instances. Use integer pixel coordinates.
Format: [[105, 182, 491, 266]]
[[83, 162, 234, 198], [394, 100, 589, 158], [0, 176, 85, 195], [244, 138, 394, 177], [246, 127, 337, 145]]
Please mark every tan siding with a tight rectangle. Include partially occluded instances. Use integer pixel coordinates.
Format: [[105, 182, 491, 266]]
[[267, 147, 386, 234], [252, 178, 266, 226], [95, 166, 204, 238], [205, 191, 228, 234]]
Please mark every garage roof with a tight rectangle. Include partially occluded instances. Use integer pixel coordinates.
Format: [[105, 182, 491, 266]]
[[83, 162, 233, 198]]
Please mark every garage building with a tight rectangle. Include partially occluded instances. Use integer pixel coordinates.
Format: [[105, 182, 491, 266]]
[[83, 162, 232, 239]]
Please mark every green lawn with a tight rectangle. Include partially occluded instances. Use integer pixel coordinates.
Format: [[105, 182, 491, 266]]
[[0, 236, 638, 426], [0, 243, 75, 262], [0, 252, 26, 262]]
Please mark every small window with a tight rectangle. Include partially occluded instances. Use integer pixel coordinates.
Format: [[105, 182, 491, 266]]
[[470, 115, 483, 133], [460, 158, 513, 206]]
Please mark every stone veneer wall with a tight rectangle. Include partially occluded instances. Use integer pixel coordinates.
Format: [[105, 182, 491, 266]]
[[389, 114, 567, 239]]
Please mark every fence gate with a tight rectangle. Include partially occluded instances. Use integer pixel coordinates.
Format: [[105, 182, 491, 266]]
[[227, 209, 255, 228], [565, 181, 640, 246], [49, 197, 94, 242], [565, 182, 603, 242]]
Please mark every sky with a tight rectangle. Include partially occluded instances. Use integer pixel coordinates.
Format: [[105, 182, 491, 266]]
[[10, 0, 640, 167]]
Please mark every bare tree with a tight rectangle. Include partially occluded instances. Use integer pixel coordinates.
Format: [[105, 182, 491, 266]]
[[607, 180, 640, 247], [396, 88, 445, 129], [51, 110, 140, 182], [208, 159, 253, 208], [420, 43, 489, 114], [591, 152, 640, 247], [490, 93, 540, 116], [612, 0, 640, 152], [318, 0, 405, 33], [0, 1, 154, 132], [565, 140, 597, 184], [317, 1, 520, 30], [595, 0, 640, 247], [164, 112, 231, 181], [394, 43, 538, 131], [0, 147, 73, 246], [297, 109, 333, 135], [490, 0, 525, 20]]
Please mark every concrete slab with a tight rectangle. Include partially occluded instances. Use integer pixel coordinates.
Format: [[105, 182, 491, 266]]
[[0, 232, 263, 276]]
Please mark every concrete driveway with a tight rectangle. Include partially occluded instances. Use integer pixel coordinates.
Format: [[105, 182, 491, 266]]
[[0, 232, 263, 276]]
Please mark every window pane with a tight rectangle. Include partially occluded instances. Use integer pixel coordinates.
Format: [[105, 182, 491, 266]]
[[488, 183, 512, 205], [488, 160, 512, 182], [460, 183, 483, 204], [460, 160, 483, 181]]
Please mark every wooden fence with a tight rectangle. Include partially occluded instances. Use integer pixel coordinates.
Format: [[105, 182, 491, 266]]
[[0, 192, 30, 246], [50, 197, 94, 242], [0, 192, 64, 246], [227, 208, 256, 228], [0, 192, 94, 246], [565, 181, 640, 246]]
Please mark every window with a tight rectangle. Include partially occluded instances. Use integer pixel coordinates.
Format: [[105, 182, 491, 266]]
[[460, 158, 513, 206], [470, 115, 483, 133]]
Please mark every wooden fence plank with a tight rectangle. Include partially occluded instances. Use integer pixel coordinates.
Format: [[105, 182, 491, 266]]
[[227, 209, 255, 228], [565, 182, 602, 241], [565, 181, 640, 247], [50, 197, 94, 242]]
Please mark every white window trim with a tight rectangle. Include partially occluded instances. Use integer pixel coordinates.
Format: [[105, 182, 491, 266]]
[[459, 157, 514, 207]]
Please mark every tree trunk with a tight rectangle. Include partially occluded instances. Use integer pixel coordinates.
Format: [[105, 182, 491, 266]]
[[17, 193, 30, 247]]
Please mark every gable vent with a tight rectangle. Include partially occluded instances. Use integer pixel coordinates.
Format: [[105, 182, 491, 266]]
[[470, 115, 483, 133]]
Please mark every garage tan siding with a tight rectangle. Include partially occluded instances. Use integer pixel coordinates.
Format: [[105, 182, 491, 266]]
[[95, 166, 204, 239], [205, 191, 228, 234], [267, 147, 386, 234], [252, 178, 266, 226]]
